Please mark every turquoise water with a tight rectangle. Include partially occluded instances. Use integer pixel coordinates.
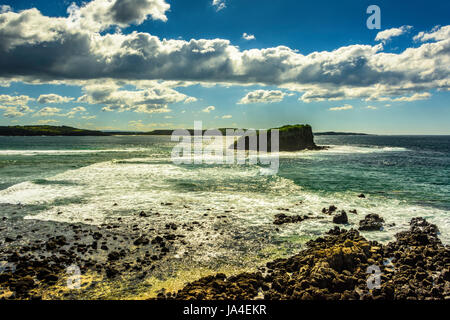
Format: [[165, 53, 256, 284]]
[[0, 135, 449, 255]]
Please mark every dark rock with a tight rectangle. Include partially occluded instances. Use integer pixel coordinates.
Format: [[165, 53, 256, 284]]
[[274, 213, 310, 225], [358, 194, 366, 198], [133, 236, 150, 246], [231, 124, 324, 152], [322, 205, 338, 215], [139, 211, 150, 217], [92, 232, 102, 240], [359, 214, 384, 231], [107, 251, 120, 261], [333, 211, 348, 224]]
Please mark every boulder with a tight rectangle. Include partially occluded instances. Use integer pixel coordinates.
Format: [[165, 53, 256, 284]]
[[358, 214, 384, 231]]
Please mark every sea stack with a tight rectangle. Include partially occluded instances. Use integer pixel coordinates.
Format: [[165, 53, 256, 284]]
[[231, 124, 323, 152]]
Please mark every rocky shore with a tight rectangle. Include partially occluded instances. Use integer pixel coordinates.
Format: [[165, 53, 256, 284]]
[[1, 206, 448, 300], [164, 218, 449, 300]]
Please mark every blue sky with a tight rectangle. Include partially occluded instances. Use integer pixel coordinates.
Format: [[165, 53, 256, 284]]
[[0, 0, 449, 134]]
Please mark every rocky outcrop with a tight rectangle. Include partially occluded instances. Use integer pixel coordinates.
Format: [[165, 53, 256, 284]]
[[359, 214, 384, 231], [333, 211, 348, 224], [166, 218, 449, 300], [231, 124, 324, 152]]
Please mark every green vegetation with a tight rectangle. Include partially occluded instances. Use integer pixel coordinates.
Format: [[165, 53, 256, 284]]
[[0, 125, 110, 136], [272, 124, 311, 132]]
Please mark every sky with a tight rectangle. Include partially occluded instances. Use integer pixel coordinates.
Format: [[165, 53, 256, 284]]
[[0, 0, 449, 134]]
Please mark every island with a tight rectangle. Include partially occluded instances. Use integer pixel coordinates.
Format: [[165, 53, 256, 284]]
[[231, 124, 325, 152]]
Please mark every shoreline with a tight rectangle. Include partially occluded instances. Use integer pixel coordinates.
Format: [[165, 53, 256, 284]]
[[0, 206, 448, 300], [165, 217, 449, 300]]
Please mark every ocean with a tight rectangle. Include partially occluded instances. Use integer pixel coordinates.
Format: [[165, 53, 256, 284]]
[[0, 134, 449, 272]]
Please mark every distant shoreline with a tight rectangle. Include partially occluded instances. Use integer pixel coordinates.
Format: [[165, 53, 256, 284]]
[[0, 125, 372, 137]]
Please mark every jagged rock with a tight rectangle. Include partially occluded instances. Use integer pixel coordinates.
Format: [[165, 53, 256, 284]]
[[333, 211, 348, 224], [322, 205, 338, 214], [133, 236, 149, 246], [274, 214, 309, 225], [359, 214, 384, 231], [165, 218, 448, 300]]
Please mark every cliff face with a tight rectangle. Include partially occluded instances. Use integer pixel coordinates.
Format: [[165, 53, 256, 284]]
[[232, 124, 322, 152]]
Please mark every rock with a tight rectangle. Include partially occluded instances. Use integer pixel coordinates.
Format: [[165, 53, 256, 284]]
[[45, 236, 67, 250], [106, 267, 119, 278], [232, 124, 325, 152], [332, 211, 348, 224], [92, 232, 102, 240], [107, 251, 120, 261], [165, 223, 177, 230], [139, 211, 150, 217], [359, 214, 384, 231], [322, 205, 338, 214], [273, 213, 310, 225], [349, 209, 357, 214], [133, 236, 150, 246], [358, 194, 366, 198]]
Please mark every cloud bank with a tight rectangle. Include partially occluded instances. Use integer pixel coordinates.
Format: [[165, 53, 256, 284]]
[[0, 2, 448, 111]]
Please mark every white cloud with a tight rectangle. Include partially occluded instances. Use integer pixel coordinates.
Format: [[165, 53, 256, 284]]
[[184, 96, 198, 103], [238, 90, 287, 104], [392, 92, 431, 101], [212, 0, 226, 11], [0, 105, 33, 118], [366, 105, 377, 110], [329, 104, 353, 111], [0, 6, 448, 104], [242, 33, 255, 40], [37, 94, 74, 104], [128, 120, 173, 130], [67, 0, 170, 32], [375, 26, 412, 42], [0, 5, 11, 14], [34, 107, 62, 117], [0, 94, 33, 105], [414, 25, 450, 42], [78, 82, 194, 113], [222, 114, 232, 119], [202, 105, 215, 113]]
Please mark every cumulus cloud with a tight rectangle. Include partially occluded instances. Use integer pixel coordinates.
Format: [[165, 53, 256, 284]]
[[0, 94, 34, 105], [414, 25, 450, 42], [0, 105, 33, 118], [375, 26, 412, 42], [212, 0, 226, 11], [392, 92, 431, 102], [0, 6, 448, 104], [238, 90, 287, 104], [329, 104, 353, 111], [242, 33, 255, 40], [37, 94, 74, 104], [202, 105, 215, 113], [78, 82, 194, 113], [67, 0, 170, 32], [0, 5, 11, 13], [33, 107, 62, 117], [128, 120, 173, 130]]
